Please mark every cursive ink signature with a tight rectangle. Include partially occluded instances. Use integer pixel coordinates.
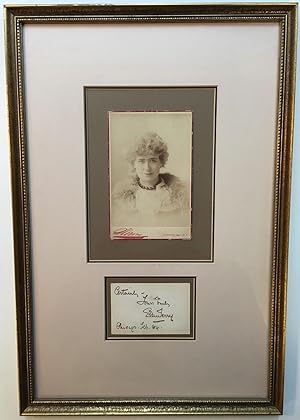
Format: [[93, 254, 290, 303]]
[[116, 322, 137, 333], [113, 228, 147, 240], [136, 293, 154, 306], [114, 286, 139, 297], [154, 296, 170, 307], [142, 307, 174, 322]]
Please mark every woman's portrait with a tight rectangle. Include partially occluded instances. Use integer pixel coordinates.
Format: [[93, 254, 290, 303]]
[[109, 112, 192, 240]]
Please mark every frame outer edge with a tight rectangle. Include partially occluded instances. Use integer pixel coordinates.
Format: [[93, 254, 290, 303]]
[[4, 6, 32, 415], [3, 3, 298, 416], [274, 3, 298, 414], [21, 401, 282, 416], [1, 3, 299, 17]]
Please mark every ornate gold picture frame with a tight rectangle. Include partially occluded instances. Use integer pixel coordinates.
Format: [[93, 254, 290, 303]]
[[5, 3, 297, 416]]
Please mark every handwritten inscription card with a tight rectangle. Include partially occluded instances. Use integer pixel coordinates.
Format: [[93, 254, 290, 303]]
[[105, 278, 195, 339]]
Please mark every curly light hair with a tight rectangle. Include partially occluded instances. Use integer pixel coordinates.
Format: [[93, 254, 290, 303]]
[[126, 132, 169, 167]]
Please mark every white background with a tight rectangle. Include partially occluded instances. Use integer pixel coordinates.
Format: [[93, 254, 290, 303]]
[[0, 0, 299, 419]]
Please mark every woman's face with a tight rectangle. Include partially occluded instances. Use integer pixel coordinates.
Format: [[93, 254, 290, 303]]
[[134, 154, 162, 185]]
